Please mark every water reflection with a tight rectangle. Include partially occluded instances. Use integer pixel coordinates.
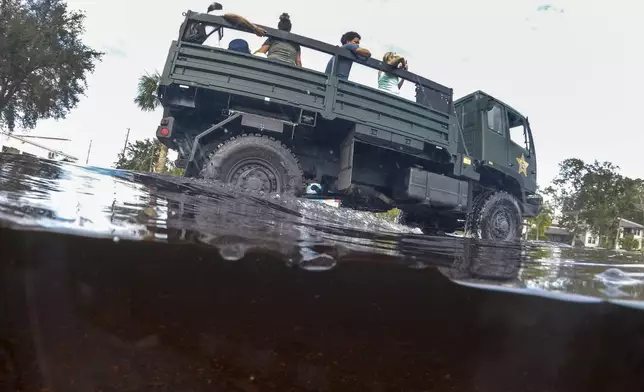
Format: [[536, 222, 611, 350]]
[[0, 153, 643, 302]]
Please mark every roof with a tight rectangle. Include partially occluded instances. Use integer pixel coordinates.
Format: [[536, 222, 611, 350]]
[[545, 226, 569, 236], [619, 218, 644, 229], [1, 132, 78, 161], [454, 90, 526, 118]]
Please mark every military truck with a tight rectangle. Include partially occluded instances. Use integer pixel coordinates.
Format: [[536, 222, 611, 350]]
[[155, 10, 542, 241]]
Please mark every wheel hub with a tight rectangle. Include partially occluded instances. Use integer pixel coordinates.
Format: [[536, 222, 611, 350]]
[[227, 160, 281, 193], [490, 210, 512, 240]]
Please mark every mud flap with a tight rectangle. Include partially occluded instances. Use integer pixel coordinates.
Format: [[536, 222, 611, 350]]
[[337, 132, 355, 191]]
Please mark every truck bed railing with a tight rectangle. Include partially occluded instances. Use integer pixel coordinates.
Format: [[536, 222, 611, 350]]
[[180, 11, 453, 110], [161, 11, 455, 148]]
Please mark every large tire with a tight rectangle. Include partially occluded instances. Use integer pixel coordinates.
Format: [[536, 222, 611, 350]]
[[465, 191, 523, 242], [200, 134, 304, 196]]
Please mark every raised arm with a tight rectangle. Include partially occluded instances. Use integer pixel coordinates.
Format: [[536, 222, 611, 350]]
[[222, 13, 265, 36], [296, 51, 302, 67], [397, 59, 408, 89], [343, 43, 371, 61], [254, 40, 271, 54], [355, 47, 371, 57]]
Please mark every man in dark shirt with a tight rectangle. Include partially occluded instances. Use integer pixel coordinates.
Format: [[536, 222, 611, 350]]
[[325, 31, 372, 79]]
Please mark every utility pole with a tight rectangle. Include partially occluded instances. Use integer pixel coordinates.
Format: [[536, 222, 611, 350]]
[[149, 143, 157, 172], [86, 140, 92, 164], [122, 128, 130, 156]]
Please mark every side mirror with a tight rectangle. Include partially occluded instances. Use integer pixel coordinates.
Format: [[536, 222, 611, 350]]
[[476, 98, 495, 112]]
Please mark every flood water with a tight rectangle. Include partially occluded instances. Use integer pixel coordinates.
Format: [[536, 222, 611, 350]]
[[1, 152, 644, 391]]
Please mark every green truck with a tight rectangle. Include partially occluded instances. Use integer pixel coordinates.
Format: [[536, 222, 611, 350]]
[[155, 10, 542, 241]]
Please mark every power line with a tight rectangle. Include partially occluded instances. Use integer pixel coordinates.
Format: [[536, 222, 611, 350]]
[[8, 135, 71, 141]]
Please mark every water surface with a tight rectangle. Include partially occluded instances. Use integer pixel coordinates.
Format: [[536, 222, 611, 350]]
[[1, 153, 642, 303], [2, 153, 644, 392]]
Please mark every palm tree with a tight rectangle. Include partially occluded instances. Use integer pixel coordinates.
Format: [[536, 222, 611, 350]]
[[527, 205, 553, 240], [133, 71, 167, 173]]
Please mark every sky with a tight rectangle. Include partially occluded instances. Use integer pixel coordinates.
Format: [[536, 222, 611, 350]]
[[26, 0, 644, 186]]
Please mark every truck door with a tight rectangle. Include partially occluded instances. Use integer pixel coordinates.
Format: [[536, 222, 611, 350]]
[[481, 100, 509, 167], [506, 109, 537, 193]]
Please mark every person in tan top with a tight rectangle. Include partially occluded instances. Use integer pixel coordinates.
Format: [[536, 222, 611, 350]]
[[254, 13, 302, 67]]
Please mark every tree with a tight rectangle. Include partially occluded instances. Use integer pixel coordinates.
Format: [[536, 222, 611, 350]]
[[115, 138, 169, 172], [134, 71, 160, 111], [544, 158, 587, 245], [618, 177, 644, 224], [0, 0, 103, 131], [619, 235, 639, 252], [527, 204, 553, 240], [546, 158, 644, 246], [133, 70, 168, 172]]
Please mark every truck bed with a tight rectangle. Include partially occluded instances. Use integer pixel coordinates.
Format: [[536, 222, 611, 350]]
[[162, 40, 455, 151]]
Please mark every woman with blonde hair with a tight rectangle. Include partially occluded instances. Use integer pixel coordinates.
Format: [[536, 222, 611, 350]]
[[377, 52, 407, 95]]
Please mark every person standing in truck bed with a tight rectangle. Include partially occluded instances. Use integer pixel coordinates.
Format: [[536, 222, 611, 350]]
[[254, 13, 302, 67], [377, 52, 407, 95], [325, 31, 371, 79]]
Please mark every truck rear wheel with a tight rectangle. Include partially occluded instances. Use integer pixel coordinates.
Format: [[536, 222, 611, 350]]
[[465, 191, 523, 242], [201, 134, 304, 196]]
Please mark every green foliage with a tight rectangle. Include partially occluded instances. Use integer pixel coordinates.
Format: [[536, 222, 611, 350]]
[[546, 158, 644, 244], [133, 70, 168, 172], [0, 0, 103, 131], [620, 235, 640, 252], [114, 138, 168, 172], [167, 167, 184, 176], [375, 208, 401, 223], [133, 71, 161, 112], [526, 204, 553, 240], [601, 236, 614, 249]]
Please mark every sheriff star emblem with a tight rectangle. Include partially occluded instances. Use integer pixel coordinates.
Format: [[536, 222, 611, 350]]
[[516, 154, 529, 176]]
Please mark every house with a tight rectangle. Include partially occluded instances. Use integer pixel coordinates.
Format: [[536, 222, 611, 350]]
[[0, 132, 78, 162], [542, 218, 643, 250], [544, 224, 570, 244], [615, 218, 643, 250]]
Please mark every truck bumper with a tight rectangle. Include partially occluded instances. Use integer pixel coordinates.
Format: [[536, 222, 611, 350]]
[[522, 194, 543, 218], [396, 168, 469, 212]]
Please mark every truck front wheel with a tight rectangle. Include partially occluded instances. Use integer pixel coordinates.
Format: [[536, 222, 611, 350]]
[[201, 134, 304, 196], [465, 191, 523, 242]]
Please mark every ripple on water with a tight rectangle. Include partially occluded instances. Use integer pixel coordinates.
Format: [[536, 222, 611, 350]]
[[298, 248, 337, 272]]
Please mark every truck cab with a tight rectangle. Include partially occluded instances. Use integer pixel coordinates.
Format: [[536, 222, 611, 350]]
[[455, 91, 539, 210]]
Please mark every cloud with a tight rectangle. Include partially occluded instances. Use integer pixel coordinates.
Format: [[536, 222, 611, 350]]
[[537, 4, 564, 13]]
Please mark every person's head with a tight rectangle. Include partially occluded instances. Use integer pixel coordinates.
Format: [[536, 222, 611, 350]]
[[228, 38, 250, 54], [207, 2, 223, 13], [382, 52, 396, 64], [340, 31, 361, 45], [278, 13, 292, 32]]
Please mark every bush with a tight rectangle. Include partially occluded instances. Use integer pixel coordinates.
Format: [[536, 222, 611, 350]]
[[620, 235, 640, 251], [374, 208, 401, 223]]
